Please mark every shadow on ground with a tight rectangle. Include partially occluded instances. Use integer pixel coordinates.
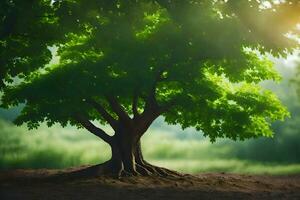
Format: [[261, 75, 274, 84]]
[[0, 168, 299, 200]]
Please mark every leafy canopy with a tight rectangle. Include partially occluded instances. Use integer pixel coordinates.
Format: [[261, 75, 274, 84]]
[[1, 0, 299, 141]]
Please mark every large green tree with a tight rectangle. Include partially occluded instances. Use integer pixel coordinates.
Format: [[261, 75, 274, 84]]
[[1, 0, 299, 176]]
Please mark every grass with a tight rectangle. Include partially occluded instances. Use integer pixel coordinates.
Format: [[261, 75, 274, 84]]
[[152, 159, 300, 175], [0, 119, 300, 175], [0, 120, 111, 169]]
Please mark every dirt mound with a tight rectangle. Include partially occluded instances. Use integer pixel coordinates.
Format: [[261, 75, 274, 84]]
[[0, 168, 300, 200]]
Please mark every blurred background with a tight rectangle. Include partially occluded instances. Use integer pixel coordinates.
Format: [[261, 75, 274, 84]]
[[0, 53, 300, 175]]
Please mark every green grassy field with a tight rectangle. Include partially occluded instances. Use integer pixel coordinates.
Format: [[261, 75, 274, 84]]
[[1, 120, 300, 175]]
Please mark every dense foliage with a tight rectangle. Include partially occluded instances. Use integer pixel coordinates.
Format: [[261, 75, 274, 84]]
[[1, 0, 299, 143]]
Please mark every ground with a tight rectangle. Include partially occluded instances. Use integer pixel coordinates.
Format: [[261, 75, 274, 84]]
[[0, 167, 299, 200]]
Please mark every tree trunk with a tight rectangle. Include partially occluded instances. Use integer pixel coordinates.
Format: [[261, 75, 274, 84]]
[[110, 128, 139, 176], [70, 126, 182, 178]]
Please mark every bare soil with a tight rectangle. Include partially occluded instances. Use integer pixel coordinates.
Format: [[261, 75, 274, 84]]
[[0, 167, 299, 200]]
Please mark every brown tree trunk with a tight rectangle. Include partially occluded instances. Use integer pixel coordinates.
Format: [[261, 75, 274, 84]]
[[70, 124, 181, 178], [109, 128, 139, 176]]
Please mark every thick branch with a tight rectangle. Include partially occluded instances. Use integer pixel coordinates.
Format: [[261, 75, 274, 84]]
[[86, 99, 118, 130], [74, 115, 112, 144], [138, 95, 176, 135], [143, 69, 166, 114], [106, 96, 132, 125], [132, 91, 139, 118], [137, 111, 160, 135], [135, 69, 171, 134]]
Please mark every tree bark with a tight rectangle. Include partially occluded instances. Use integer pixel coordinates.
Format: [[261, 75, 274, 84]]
[[70, 129, 182, 178], [106, 135, 178, 177], [111, 128, 139, 176], [73, 97, 181, 178]]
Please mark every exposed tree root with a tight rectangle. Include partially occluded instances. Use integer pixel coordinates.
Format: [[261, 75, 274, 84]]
[[51, 159, 182, 182], [136, 163, 153, 176], [135, 159, 183, 178]]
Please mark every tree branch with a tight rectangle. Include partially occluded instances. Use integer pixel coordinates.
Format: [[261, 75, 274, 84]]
[[136, 97, 176, 135], [86, 99, 118, 130], [132, 91, 139, 118], [74, 114, 112, 144], [137, 110, 160, 135], [143, 69, 166, 113], [106, 96, 132, 125]]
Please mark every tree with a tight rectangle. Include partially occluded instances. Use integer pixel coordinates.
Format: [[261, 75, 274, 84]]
[[1, 0, 299, 177]]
